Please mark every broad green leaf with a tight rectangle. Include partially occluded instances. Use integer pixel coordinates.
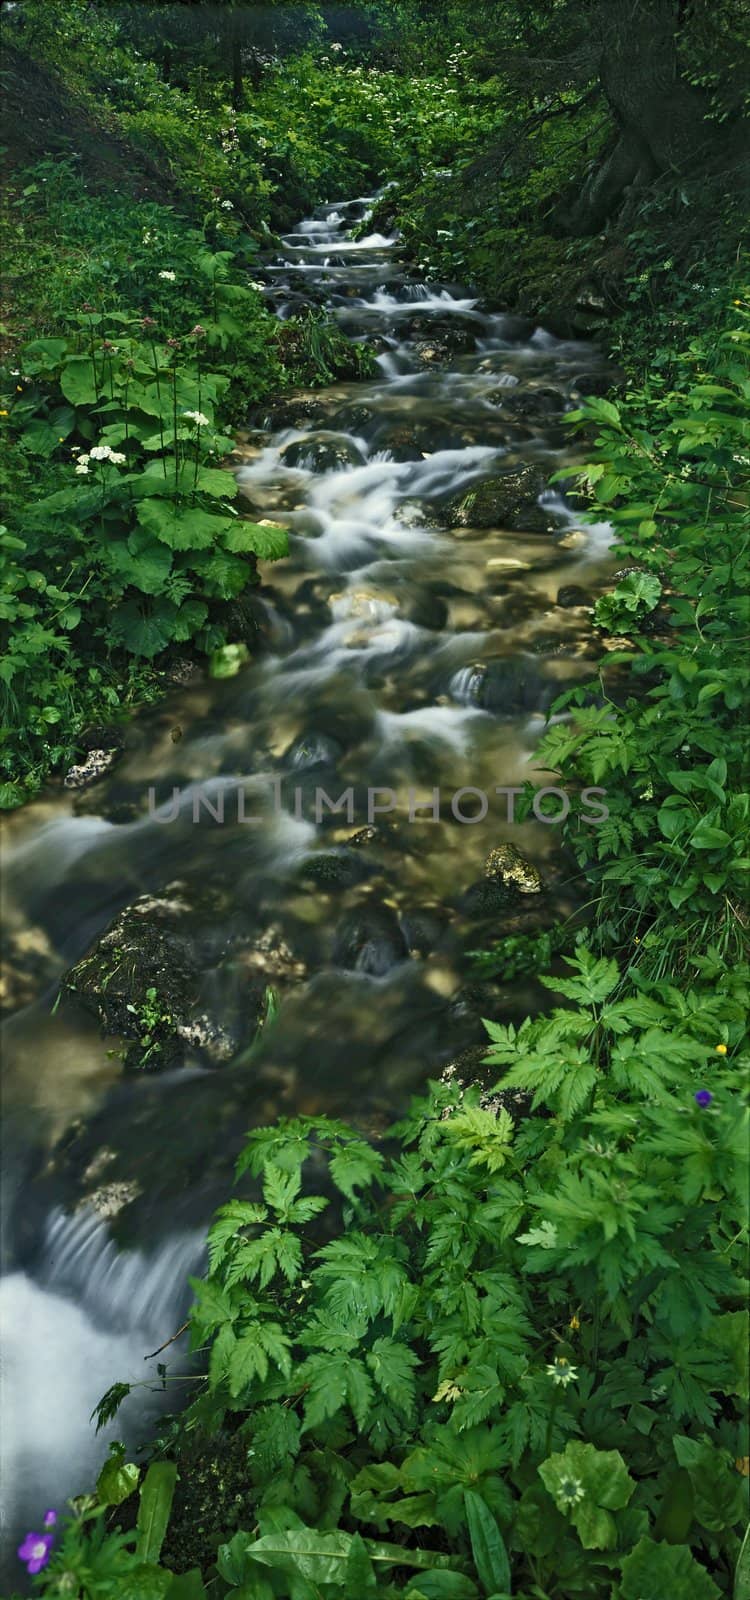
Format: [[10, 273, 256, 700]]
[[167, 1572, 207, 1599], [619, 1537, 721, 1600], [136, 498, 231, 551], [223, 520, 289, 560], [60, 354, 103, 406], [539, 1441, 634, 1550], [135, 1461, 177, 1562], [96, 1443, 140, 1507], [464, 1490, 511, 1595]]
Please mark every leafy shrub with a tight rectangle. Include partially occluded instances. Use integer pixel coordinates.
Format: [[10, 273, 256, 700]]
[[0, 313, 288, 805], [537, 305, 750, 969], [36, 950, 748, 1599]]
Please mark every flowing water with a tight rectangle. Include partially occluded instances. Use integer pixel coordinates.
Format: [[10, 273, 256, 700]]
[[0, 196, 616, 1566]]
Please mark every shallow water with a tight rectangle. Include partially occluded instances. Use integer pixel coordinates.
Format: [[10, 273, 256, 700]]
[[0, 195, 615, 1565]]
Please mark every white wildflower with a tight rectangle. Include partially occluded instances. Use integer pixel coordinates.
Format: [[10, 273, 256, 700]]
[[75, 462, 90, 475], [109, 451, 127, 466], [182, 410, 211, 427], [89, 445, 113, 461], [546, 1358, 578, 1389], [158, 269, 177, 281], [220, 199, 233, 210], [555, 1475, 585, 1509]]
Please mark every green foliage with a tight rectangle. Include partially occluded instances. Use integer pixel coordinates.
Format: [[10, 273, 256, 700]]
[[467, 925, 568, 980], [43, 959, 747, 1597], [0, 314, 288, 803], [536, 298, 750, 971]]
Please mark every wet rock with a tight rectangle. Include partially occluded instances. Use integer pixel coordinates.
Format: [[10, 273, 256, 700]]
[[165, 656, 203, 687], [440, 1044, 532, 1122], [470, 657, 557, 717], [59, 890, 303, 1073], [557, 584, 591, 608], [494, 386, 564, 419], [63, 749, 120, 790], [405, 315, 475, 355], [394, 499, 446, 532], [333, 903, 408, 975], [485, 844, 543, 894], [60, 887, 216, 1072], [460, 879, 523, 917], [297, 849, 373, 890], [400, 904, 451, 955], [285, 731, 344, 770], [258, 397, 333, 432], [211, 588, 274, 650], [280, 434, 366, 473], [571, 369, 620, 397], [447, 466, 549, 531]]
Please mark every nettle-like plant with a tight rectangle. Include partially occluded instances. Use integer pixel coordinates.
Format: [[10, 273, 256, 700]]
[[0, 310, 287, 800], [535, 308, 750, 968], [40, 951, 748, 1600]]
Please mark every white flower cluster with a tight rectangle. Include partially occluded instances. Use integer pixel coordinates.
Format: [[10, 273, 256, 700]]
[[158, 269, 177, 282], [220, 199, 233, 210], [75, 444, 127, 474], [182, 410, 211, 427]]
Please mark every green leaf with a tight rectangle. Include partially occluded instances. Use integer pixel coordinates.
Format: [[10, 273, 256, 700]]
[[209, 642, 250, 678], [690, 822, 732, 850], [464, 1490, 511, 1596], [135, 1461, 177, 1562], [539, 1441, 634, 1550], [619, 1538, 721, 1600], [60, 354, 103, 406], [167, 1572, 206, 1599], [110, 600, 174, 658], [223, 520, 289, 560], [120, 1564, 173, 1600], [136, 498, 231, 551], [672, 1436, 746, 1532], [96, 1443, 140, 1507], [107, 535, 173, 596]]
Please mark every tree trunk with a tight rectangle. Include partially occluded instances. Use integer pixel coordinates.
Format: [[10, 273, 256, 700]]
[[568, 0, 721, 232]]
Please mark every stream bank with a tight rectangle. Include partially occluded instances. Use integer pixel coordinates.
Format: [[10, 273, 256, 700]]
[[0, 193, 620, 1570]]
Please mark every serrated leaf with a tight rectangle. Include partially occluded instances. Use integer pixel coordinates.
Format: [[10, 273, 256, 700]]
[[223, 520, 289, 560]]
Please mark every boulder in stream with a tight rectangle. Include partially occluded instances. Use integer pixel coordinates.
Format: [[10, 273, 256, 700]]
[[60, 888, 305, 1072], [447, 466, 551, 532]]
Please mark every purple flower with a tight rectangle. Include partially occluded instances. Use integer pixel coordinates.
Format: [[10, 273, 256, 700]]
[[694, 1090, 713, 1107], [43, 1510, 57, 1528], [17, 1532, 54, 1574]]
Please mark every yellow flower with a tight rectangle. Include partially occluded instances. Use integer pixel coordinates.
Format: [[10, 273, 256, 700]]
[[569, 1315, 580, 1331], [734, 299, 743, 306], [0, 409, 8, 416], [16, 385, 23, 392], [715, 1042, 727, 1054]]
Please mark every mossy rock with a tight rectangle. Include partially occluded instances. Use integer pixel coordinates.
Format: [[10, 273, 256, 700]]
[[447, 467, 549, 530]]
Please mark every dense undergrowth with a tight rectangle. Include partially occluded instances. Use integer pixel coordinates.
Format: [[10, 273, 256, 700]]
[[3, 3, 749, 1596]]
